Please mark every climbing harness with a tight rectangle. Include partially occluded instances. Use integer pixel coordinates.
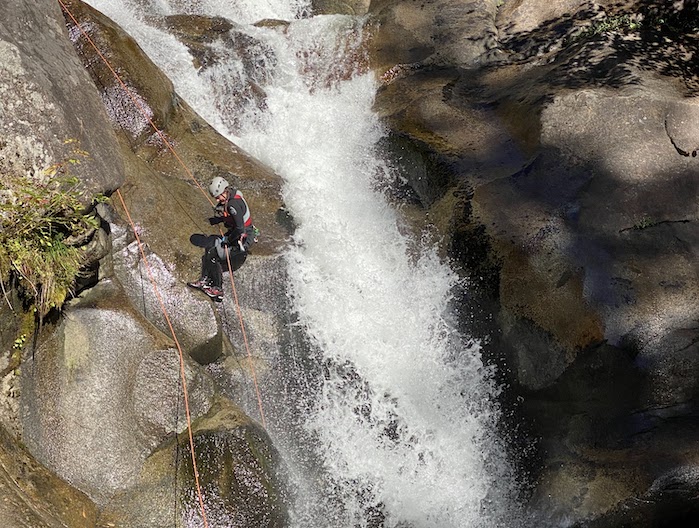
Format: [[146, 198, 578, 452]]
[[57, 0, 269, 523]]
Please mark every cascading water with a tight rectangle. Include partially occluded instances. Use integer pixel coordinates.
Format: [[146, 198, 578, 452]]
[[83, 1, 522, 526]]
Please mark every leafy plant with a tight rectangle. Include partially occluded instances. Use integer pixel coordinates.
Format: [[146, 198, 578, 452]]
[[0, 142, 104, 316], [12, 334, 26, 350], [577, 14, 641, 40], [633, 215, 655, 230]]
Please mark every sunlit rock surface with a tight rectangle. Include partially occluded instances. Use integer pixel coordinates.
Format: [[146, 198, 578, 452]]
[[0, 0, 123, 195], [3, 0, 697, 526], [110, 221, 224, 364], [314, 0, 371, 15], [36, 0, 291, 522], [20, 280, 216, 504], [368, 0, 501, 71], [62, 0, 289, 263], [1, 0, 127, 523]]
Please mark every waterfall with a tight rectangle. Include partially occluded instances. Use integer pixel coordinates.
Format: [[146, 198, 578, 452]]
[[83, 1, 521, 526]]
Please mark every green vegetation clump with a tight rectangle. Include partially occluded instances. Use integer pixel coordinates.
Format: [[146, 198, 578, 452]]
[[577, 14, 641, 39], [0, 145, 103, 316], [576, 10, 699, 42], [632, 215, 656, 230]]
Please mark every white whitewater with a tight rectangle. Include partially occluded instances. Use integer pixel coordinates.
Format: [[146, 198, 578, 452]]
[[83, 1, 521, 526]]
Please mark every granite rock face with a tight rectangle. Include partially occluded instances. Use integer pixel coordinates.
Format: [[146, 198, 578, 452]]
[[369, 0, 699, 525], [0, 0, 123, 523], [20, 280, 216, 504], [0, 0, 123, 195], [2, 1, 292, 526]]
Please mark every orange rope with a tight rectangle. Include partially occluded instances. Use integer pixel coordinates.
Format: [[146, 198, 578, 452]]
[[57, 0, 213, 206], [114, 190, 209, 528], [224, 250, 267, 428], [57, 0, 270, 520], [57, 0, 266, 426]]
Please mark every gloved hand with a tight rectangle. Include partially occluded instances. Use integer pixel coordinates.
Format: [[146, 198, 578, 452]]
[[219, 235, 229, 246], [239, 234, 249, 252], [208, 216, 225, 225]]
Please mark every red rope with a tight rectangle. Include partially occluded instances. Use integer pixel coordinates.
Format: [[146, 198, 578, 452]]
[[57, 0, 271, 521], [57, 0, 213, 206], [114, 189, 209, 527], [224, 249, 267, 428]]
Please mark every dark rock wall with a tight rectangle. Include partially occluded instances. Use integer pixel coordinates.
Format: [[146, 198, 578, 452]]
[[369, 0, 699, 525]]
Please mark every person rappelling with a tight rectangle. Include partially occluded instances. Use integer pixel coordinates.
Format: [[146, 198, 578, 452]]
[[188, 176, 259, 301]]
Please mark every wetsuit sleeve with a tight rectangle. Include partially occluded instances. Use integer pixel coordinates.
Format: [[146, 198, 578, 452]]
[[225, 198, 247, 235]]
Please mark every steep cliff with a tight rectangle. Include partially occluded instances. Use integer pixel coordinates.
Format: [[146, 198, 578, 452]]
[[1, 0, 291, 526], [370, 0, 699, 525]]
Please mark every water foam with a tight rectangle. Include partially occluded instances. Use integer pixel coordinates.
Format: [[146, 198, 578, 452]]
[[81, 2, 520, 526]]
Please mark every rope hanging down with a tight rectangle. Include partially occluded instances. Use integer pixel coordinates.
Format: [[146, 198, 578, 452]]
[[114, 189, 209, 527], [57, 0, 270, 521], [57, 0, 265, 424]]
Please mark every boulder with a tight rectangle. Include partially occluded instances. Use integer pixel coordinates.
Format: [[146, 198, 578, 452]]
[[369, 0, 501, 72], [313, 0, 371, 15], [110, 220, 226, 365], [20, 280, 216, 504], [98, 396, 290, 528]]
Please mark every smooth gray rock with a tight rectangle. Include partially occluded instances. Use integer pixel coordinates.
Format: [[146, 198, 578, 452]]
[[20, 280, 215, 504], [0, 0, 123, 195]]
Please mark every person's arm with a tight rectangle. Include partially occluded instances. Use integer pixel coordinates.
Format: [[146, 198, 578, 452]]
[[208, 203, 226, 225], [226, 199, 247, 234]]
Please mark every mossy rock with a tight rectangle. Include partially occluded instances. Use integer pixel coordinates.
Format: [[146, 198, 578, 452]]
[[0, 422, 97, 528], [178, 397, 290, 527], [99, 396, 289, 528]]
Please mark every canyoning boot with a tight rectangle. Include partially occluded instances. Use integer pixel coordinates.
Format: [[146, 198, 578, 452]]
[[187, 278, 209, 290], [201, 284, 224, 302]]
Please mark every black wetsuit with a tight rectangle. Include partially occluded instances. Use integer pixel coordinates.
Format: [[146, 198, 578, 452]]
[[201, 188, 256, 287]]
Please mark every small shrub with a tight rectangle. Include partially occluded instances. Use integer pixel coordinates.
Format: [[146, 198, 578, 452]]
[[577, 14, 641, 40], [0, 144, 104, 316], [632, 215, 656, 230]]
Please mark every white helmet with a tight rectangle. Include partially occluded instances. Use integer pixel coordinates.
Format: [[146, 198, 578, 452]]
[[209, 176, 229, 197]]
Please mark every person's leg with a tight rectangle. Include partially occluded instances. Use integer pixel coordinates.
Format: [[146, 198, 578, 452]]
[[228, 247, 248, 272], [204, 245, 223, 287], [189, 246, 224, 301], [188, 249, 214, 289]]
